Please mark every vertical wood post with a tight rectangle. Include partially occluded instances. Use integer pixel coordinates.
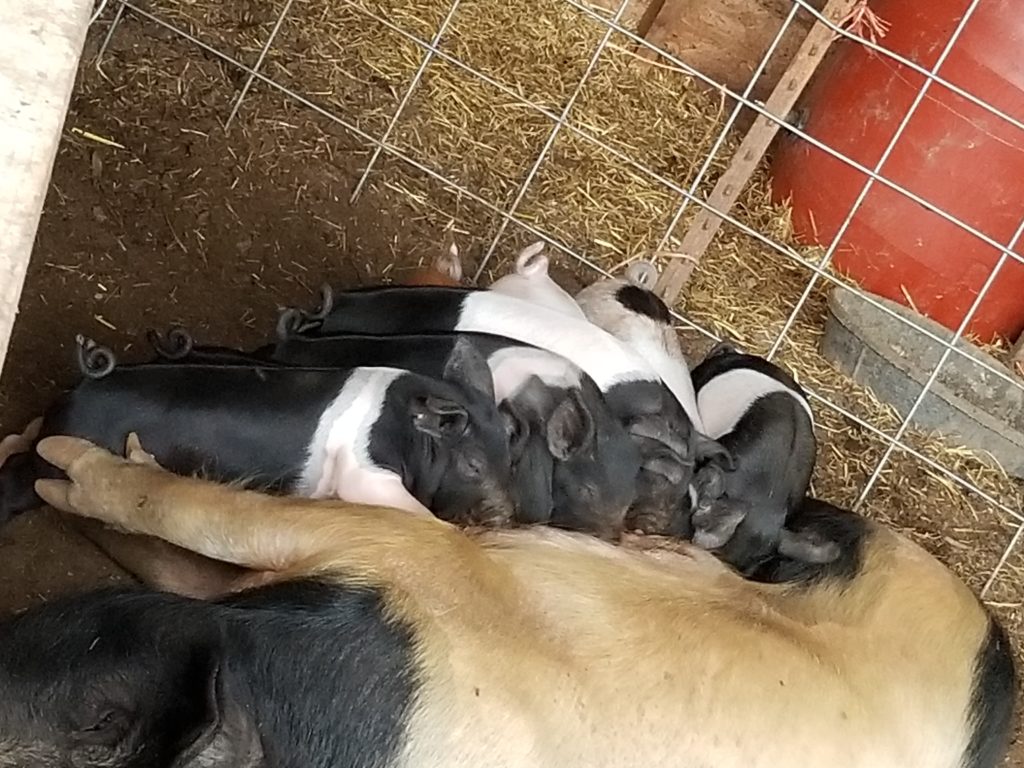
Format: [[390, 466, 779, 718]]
[[653, 0, 860, 304]]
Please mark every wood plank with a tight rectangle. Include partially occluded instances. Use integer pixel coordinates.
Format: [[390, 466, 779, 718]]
[[0, 0, 95, 376], [637, 0, 826, 103], [655, 0, 860, 304]]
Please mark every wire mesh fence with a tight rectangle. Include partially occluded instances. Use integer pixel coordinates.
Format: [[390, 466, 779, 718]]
[[83, 0, 1023, 600]]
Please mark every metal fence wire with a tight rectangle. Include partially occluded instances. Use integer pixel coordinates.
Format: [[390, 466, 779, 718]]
[[86, 0, 1024, 599]]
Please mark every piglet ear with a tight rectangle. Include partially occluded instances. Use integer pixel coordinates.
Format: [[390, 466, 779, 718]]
[[639, 448, 687, 485], [443, 338, 496, 403], [707, 340, 739, 359], [412, 396, 469, 439], [694, 433, 734, 472], [777, 528, 842, 564], [171, 649, 264, 768], [691, 501, 746, 551], [546, 390, 596, 461], [499, 402, 531, 461]]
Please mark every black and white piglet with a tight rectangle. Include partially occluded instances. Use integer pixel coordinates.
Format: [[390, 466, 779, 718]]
[[279, 284, 732, 529], [687, 341, 834, 575], [0, 337, 515, 527], [266, 329, 641, 537]]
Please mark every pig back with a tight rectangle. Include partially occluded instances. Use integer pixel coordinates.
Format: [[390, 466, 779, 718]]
[[45, 365, 356, 491]]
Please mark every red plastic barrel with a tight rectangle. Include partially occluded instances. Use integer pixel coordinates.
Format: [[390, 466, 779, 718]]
[[770, 0, 1024, 343]]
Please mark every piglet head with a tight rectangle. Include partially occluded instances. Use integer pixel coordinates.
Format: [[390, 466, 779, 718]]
[[624, 428, 692, 536], [410, 338, 515, 527], [545, 386, 638, 541]]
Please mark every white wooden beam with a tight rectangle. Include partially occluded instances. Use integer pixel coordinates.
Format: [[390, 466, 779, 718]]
[[0, 0, 95, 375]]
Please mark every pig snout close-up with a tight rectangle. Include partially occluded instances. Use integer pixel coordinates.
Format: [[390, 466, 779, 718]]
[[687, 340, 823, 575]]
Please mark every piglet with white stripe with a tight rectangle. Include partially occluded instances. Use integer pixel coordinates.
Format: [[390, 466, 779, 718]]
[[688, 341, 830, 575], [0, 336, 515, 528]]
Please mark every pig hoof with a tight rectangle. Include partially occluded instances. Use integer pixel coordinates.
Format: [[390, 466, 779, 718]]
[[146, 326, 194, 360], [515, 242, 548, 277], [436, 244, 463, 281], [74, 335, 117, 379], [625, 261, 658, 289], [124, 432, 159, 467], [708, 340, 739, 358]]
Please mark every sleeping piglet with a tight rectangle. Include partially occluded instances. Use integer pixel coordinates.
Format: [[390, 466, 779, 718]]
[[488, 242, 586, 319], [0, 336, 515, 528], [687, 341, 833, 575]]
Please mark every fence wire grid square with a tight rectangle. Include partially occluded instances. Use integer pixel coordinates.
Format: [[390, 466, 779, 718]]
[[83, 0, 1024, 600]]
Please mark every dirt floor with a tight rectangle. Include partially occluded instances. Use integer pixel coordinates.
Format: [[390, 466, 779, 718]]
[[0, 1, 1022, 762]]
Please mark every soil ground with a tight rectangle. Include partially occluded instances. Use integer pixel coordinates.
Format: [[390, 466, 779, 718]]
[[0, 6, 1020, 764]]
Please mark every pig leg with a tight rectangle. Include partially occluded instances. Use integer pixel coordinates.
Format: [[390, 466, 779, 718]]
[[33, 435, 474, 594], [8, 427, 263, 598], [65, 516, 267, 599], [435, 244, 463, 282]]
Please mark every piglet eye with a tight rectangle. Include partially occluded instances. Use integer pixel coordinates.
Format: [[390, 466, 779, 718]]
[[75, 706, 130, 745], [85, 710, 118, 731]]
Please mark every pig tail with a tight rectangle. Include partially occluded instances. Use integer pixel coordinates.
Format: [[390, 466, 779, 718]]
[[75, 335, 116, 380], [146, 326, 194, 360], [276, 283, 333, 339]]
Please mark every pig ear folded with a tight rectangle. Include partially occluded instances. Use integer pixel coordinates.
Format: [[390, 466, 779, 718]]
[[638, 448, 687, 486], [443, 338, 496, 403], [624, 260, 658, 289], [499, 402, 532, 461], [546, 390, 596, 461], [170, 647, 264, 768], [412, 396, 470, 439]]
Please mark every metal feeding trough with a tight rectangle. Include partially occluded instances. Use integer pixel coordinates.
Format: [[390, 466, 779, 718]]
[[822, 286, 1024, 480]]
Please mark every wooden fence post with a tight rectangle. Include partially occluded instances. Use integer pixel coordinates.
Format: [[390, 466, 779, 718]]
[[653, 0, 860, 304]]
